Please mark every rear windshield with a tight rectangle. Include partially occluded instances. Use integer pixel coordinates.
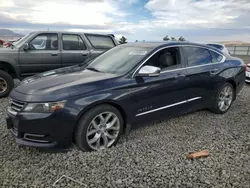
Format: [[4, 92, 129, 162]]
[[86, 34, 115, 49], [207, 44, 223, 50]]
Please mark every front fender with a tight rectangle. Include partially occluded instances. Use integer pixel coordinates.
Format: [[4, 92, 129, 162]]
[[66, 93, 132, 125], [0, 49, 21, 78]]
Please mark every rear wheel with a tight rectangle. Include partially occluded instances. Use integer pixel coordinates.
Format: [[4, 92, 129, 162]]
[[0, 70, 14, 98], [210, 82, 234, 114], [75, 105, 124, 152]]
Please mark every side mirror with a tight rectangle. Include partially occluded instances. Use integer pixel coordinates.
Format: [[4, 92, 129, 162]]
[[137, 65, 161, 77], [23, 43, 29, 51]]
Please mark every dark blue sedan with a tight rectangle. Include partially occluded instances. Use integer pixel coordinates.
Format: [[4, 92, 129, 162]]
[[6, 42, 245, 151]]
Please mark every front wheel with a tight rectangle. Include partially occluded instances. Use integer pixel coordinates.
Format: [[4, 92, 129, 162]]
[[75, 105, 124, 152], [210, 82, 234, 114], [0, 70, 14, 98]]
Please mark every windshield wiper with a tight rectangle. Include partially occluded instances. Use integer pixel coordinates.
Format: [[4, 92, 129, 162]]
[[78, 52, 106, 67], [78, 59, 94, 67], [86, 67, 102, 72]]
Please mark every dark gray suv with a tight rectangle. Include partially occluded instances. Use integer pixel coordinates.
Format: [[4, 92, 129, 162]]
[[0, 31, 118, 97]]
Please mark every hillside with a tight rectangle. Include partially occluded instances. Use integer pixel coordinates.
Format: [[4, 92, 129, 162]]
[[0, 29, 23, 37], [220, 41, 250, 46]]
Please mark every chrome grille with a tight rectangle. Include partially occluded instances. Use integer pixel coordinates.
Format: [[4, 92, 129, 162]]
[[10, 99, 26, 112]]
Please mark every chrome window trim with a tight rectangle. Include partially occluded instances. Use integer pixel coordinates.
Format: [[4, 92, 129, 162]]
[[132, 44, 226, 78], [136, 97, 202, 117]]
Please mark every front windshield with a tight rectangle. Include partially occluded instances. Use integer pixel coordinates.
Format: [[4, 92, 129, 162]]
[[87, 46, 151, 75], [12, 33, 31, 48]]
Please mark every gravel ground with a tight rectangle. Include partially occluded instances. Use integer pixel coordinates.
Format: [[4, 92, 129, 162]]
[[0, 86, 250, 188]]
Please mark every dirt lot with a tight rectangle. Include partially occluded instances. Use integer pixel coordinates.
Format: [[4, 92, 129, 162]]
[[0, 86, 250, 188]]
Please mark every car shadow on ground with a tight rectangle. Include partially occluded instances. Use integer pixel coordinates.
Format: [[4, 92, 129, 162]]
[[127, 109, 210, 132]]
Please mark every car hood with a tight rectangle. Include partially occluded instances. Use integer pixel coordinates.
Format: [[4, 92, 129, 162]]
[[11, 66, 117, 101]]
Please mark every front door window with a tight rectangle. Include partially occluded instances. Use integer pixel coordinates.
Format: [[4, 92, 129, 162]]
[[144, 47, 182, 72], [29, 34, 58, 50]]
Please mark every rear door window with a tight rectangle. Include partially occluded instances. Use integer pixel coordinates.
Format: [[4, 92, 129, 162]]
[[183, 46, 212, 67], [62, 34, 86, 50], [210, 50, 223, 63], [85, 34, 115, 49]]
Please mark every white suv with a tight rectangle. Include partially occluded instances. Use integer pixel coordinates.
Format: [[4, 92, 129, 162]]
[[246, 63, 250, 83]]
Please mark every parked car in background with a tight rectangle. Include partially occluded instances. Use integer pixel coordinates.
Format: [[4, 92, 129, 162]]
[[207, 43, 230, 54], [6, 42, 245, 152], [0, 31, 118, 97], [1, 38, 20, 48], [0, 39, 4, 45], [245, 63, 250, 83], [3, 41, 13, 48]]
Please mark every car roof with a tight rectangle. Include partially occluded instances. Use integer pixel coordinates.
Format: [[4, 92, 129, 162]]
[[120, 41, 225, 56], [206, 43, 225, 47], [121, 41, 219, 50], [30, 31, 114, 37]]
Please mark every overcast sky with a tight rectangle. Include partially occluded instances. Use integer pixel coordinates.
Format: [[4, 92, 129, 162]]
[[0, 0, 250, 42]]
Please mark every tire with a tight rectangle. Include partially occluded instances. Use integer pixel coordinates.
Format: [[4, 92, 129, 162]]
[[75, 104, 124, 152], [210, 82, 235, 114], [0, 70, 14, 98]]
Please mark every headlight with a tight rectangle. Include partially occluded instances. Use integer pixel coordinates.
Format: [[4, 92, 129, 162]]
[[23, 101, 67, 113]]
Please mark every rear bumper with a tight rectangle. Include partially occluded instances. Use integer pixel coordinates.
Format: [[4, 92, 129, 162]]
[[235, 71, 246, 95], [245, 73, 250, 83], [6, 107, 76, 149]]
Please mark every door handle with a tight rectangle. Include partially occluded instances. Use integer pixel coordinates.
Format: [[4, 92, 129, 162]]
[[174, 74, 186, 79], [82, 53, 89, 56], [51, 53, 58, 56], [210, 68, 219, 75]]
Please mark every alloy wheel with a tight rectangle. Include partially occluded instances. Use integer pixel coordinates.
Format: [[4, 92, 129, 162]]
[[0, 77, 7, 94], [86, 112, 120, 150], [218, 85, 233, 112]]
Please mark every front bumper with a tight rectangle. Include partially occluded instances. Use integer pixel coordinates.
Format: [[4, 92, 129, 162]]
[[6, 106, 76, 149]]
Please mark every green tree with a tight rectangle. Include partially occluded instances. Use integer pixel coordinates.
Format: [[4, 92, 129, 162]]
[[178, 36, 186, 41], [119, 36, 127, 44], [163, 35, 170, 41], [171, 37, 177, 41]]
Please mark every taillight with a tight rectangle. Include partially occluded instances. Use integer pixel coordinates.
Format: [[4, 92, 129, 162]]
[[244, 64, 247, 72]]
